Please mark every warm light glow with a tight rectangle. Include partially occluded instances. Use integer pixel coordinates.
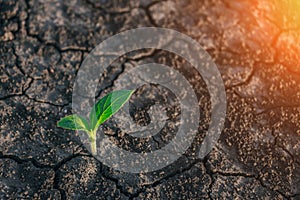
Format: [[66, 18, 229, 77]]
[[268, 0, 300, 72], [274, 0, 300, 29]]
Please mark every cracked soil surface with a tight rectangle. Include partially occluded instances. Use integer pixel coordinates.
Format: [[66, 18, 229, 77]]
[[1, 0, 300, 199]]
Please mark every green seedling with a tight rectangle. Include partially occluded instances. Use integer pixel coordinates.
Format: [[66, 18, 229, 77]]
[[57, 90, 135, 155]]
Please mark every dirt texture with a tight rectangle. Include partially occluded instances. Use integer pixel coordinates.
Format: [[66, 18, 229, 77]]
[[1, 0, 300, 199]]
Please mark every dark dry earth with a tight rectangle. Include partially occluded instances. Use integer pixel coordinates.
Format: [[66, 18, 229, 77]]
[[1, 0, 300, 199]]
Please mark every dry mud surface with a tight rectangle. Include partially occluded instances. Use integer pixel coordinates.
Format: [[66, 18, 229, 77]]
[[1, 0, 300, 199]]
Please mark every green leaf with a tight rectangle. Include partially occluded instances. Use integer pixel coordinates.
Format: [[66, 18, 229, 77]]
[[57, 114, 90, 131], [89, 90, 135, 130]]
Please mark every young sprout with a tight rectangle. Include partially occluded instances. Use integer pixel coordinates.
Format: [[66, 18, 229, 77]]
[[57, 90, 135, 155]]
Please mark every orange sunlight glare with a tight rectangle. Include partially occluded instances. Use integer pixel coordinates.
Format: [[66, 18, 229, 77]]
[[269, 0, 300, 72], [274, 0, 300, 29]]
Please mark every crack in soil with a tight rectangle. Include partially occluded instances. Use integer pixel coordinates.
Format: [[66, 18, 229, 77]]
[[1, 0, 299, 198]]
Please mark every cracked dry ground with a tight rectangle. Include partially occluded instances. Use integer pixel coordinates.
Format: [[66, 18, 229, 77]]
[[1, 0, 300, 199]]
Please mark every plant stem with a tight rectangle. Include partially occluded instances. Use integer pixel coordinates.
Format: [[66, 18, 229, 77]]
[[89, 129, 97, 155]]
